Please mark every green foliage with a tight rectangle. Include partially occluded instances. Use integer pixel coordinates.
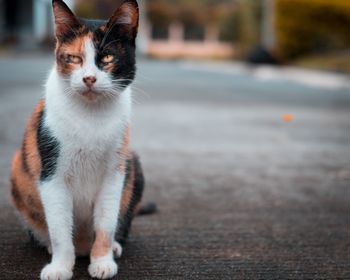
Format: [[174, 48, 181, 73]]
[[275, 0, 350, 59]]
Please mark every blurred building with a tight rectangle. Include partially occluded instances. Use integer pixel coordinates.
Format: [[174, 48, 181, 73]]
[[0, 0, 75, 49], [75, 0, 238, 59], [142, 0, 237, 59], [0, 0, 237, 59]]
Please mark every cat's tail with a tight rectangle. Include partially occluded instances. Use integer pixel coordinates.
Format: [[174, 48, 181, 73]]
[[137, 202, 157, 216]]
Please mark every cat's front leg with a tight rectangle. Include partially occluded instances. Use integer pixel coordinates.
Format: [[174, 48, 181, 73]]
[[88, 172, 124, 279], [39, 180, 75, 280]]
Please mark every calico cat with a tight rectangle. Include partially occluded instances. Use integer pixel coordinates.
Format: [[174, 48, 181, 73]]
[[10, 0, 145, 279]]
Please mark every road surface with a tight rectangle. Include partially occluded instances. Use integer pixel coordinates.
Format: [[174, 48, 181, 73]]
[[0, 55, 350, 279]]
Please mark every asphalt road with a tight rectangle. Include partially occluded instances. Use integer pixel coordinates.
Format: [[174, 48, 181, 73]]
[[0, 55, 350, 279]]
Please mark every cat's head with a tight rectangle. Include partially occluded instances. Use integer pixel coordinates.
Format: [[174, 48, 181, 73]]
[[52, 0, 138, 102]]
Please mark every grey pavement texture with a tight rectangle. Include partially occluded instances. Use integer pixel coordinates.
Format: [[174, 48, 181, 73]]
[[0, 55, 350, 279]]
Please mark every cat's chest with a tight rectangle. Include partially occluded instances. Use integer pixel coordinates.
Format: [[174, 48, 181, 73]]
[[60, 146, 115, 198], [52, 116, 122, 186]]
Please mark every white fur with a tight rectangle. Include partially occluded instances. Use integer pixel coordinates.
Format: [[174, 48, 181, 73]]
[[88, 255, 118, 279], [37, 37, 131, 280]]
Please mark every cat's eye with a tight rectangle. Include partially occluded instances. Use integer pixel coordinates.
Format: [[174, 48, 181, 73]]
[[66, 55, 82, 64], [101, 55, 114, 64]]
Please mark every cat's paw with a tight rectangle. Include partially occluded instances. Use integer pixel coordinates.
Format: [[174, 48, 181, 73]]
[[112, 241, 123, 258], [40, 263, 73, 280], [88, 259, 118, 279]]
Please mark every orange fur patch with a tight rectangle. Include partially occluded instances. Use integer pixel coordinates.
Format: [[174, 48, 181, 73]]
[[56, 33, 92, 76], [117, 127, 133, 217], [133, 203, 141, 216], [117, 127, 130, 173], [120, 158, 135, 217], [10, 100, 47, 234], [91, 230, 112, 258]]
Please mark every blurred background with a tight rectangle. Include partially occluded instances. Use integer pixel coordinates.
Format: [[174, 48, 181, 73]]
[[1, 0, 350, 71], [0, 1, 350, 279]]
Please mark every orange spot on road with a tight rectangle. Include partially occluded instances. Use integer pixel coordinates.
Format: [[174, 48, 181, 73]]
[[282, 114, 294, 123]]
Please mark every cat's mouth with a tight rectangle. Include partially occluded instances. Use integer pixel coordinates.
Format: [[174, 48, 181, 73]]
[[77, 88, 117, 103], [80, 89, 100, 102]]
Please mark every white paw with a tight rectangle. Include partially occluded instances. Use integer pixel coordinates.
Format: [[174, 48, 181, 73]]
[[88, 259, 118, 279], [40, 263, 73, 280], [112, 241, 123, 258]]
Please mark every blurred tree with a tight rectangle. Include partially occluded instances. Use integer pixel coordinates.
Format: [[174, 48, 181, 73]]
[[236, 0, 262, 56], [275, 0, 350, 59]]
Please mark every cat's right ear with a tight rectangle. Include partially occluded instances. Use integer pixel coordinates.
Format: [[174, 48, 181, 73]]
[[52, 0, 81, 39]]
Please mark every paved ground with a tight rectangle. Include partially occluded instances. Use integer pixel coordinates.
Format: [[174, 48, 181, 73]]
[[0, 55, 350, 279]]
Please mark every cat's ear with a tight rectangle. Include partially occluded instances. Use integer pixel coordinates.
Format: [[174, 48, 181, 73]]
[[52, 0, 81, 39], [105, 0, 139, 38]]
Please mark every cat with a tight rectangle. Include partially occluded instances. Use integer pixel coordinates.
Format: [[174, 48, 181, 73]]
[[9, 0, 147, 279]]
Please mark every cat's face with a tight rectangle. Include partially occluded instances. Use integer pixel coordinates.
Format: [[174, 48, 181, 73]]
[[52, 0, 138, 102]]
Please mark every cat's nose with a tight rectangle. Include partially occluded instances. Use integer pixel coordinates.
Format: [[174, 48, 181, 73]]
[[83, 76, 97, 88]]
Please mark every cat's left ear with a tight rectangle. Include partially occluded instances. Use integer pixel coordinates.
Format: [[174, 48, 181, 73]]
[[105, 0, 139, 38], [52, 0, 81, 39]]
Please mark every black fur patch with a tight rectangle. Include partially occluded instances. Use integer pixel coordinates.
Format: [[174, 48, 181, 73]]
[[27, 230, 40, 247], [131, 153, 145, 210], [92, 21, 137, 88], [116, 153, 144, 244], [37, 111, 60, 182]]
